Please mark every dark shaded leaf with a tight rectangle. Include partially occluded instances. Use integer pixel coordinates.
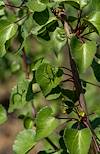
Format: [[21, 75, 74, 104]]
[[61, 89, 79, 102], [91, 58, 100, 82], [33, 8, 49, 25]]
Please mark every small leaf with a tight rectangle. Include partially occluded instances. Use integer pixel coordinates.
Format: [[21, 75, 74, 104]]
[[35, 63, 62, 95], [8, 79, 29, 113], [13, 129, 36, 154], [51, 27, 67, 52], [0, 20, 18, 57], [35, 106, 59, 140], [27, 0, 46, 12], [46, 93, 61, 100], [24, 117, 34, 129], [70, 36, 96, 73], [91, 58, 100, 82], [64, 128, 92, 154], [0, 105, 7, 124], [33, 8, 49, 25]]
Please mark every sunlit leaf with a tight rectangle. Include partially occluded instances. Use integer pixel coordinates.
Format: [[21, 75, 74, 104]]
[[35, 106, 59, 140], [13, 129, 36, 154], [70, 36, 96, 73], [0, 20, 18, 57], [27, 0, 46, 12], [64, 128, 92, 154]]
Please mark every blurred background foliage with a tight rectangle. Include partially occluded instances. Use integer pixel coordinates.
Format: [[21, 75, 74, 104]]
[[0, 0, 100, 153]]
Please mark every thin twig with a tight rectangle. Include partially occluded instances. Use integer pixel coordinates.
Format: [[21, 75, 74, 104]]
[[60, 66, 71, 72], [81, 79, 100, 88], [63, 73, 73, 78], [82, 31, 95, 37], [4, 3, 21, 8], [45, 137, 59, 151], [62, 78, 74, 83]]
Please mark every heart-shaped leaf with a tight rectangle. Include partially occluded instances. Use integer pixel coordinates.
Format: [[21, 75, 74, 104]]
[[35, 106, 59, 140], [70, 36, 96, 73], [64, 128, 92, 154]]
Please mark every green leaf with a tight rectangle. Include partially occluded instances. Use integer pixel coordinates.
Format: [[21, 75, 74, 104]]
[[35, 63, 62, 96], [37, 28, 50, 41], [31, 17, 58, 40], [0, 105, 7, 124], [40, 0, 49, 3], [79, 0, 90, 8], [64, 128, 92, 154], [45, 17, 58, 32], [83, 19, 99, 34], [8, 79, 29, 113], [35, 106, 59, 140], [54, 0, 80, 9], [33, 8, 49, 25], [27, 0, 46, 12], [91, 0, 100, 11], [65, 1, 80, 9], [46, 93, 61, 100], [70, 36, 96, 73], [13, 129, 36, 154], [0, 20, 18, 57], [61, 89, 79, 102], [0, 1, 4, 6], [51, 27, 67, 52], [24, 117, 34, 129], [88, 11, 100, 34], [91, 58, 100, 82]]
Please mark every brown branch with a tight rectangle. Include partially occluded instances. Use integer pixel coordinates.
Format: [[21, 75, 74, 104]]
[[63, 15, 100, 153], [4, 3, 21, 8]]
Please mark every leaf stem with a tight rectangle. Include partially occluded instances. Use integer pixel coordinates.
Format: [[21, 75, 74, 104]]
[[81, 79, 100, 88], [4, 3, 21, 8], [45, 137, 59, 151]]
